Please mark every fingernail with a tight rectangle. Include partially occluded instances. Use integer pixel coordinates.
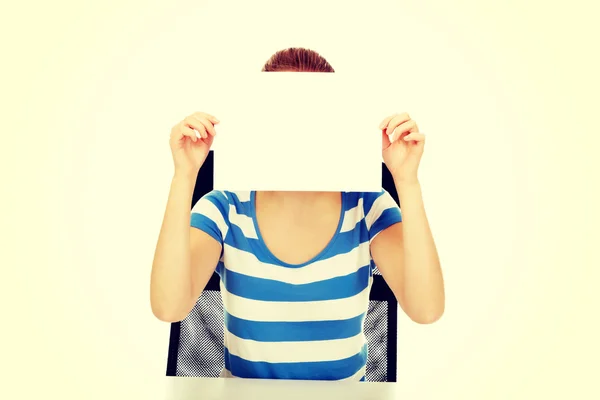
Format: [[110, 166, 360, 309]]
[[195, 131, 201, 139]]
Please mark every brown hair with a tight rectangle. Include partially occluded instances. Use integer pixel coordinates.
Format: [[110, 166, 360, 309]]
[[262, 47, 335, 73]]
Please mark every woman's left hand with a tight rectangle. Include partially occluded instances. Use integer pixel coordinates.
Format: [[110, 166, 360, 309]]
[[379, 112, 425, 182]]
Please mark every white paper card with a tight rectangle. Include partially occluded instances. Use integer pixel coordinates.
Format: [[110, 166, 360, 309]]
[[207, 73, 385, 192]]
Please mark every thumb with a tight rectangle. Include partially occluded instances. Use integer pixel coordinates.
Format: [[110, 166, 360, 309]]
[[381, 130, 391, 150]]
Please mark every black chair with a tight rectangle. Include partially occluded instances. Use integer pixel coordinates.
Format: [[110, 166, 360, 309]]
[[166, 151, 400, 382]]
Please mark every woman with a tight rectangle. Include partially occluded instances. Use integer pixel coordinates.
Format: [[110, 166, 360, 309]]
[[150, 48, 445, 381]]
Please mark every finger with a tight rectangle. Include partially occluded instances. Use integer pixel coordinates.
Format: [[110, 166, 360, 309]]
[[403, 132, 426, 142], [171, 122, 194, 142], [389, 118, 417, 142], [385, 113, 411, 139], [190, 115, 217, 137], [378, 114, 396, 130], [184, 116, 208, 139], [381, 129, 392, 150], [193, 112, 220, 125], [181, 125, 200, 142]]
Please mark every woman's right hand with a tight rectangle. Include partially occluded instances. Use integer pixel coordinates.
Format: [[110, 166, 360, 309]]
[[169, 112, 220, 177]]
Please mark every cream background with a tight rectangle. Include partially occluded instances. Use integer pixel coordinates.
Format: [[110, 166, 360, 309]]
[[2, 0, 598, 399]]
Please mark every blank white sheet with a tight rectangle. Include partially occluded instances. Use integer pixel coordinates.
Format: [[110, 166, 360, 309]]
[[206, 72, 386, 192]]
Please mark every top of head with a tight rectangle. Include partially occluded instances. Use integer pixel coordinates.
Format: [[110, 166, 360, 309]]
[[262, 47, 335, 73]]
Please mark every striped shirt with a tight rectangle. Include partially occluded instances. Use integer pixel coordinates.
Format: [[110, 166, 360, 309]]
[[190, 190, 402, 381]]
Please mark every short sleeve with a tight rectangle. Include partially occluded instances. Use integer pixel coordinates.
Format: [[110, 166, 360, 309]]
[[363, 189, 402, 243], [190, 190, 230, 245]]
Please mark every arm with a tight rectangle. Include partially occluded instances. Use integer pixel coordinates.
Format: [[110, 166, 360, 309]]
[[150, 172, 222, 322], [370, 180, 445, 324]]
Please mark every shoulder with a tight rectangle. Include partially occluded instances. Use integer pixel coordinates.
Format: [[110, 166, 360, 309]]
[[359, 189, 387, 202], [191, 190, 229, 215], [350, 191, 401, 239], [222, 191, 252, 205], [354, 190, 397, 214], [192, 191, 255, 223], [190, 191, 253, 235], [194, 190, 251, 208]]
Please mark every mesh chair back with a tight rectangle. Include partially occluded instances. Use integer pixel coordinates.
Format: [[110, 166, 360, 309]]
[[166, 152, 399, 381]]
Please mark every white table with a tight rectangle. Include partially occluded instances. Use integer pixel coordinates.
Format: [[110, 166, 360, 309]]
[[166, 377, 400, 400]]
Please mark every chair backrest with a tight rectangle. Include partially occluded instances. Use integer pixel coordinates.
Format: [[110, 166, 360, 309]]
[[166, 152, 399, 381]]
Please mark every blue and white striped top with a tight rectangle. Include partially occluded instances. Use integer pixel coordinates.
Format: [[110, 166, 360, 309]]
[[190, 190, 402, 381]]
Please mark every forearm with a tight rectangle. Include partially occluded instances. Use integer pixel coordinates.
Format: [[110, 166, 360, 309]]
[[395, 179, 445, 322], [150, 173, 196, 319]]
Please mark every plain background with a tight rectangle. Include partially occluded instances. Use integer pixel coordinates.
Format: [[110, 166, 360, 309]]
[[1, 0, 598, 399]]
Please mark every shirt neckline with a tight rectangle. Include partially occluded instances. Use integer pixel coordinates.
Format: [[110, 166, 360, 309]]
[[249, 191, 346, 268]]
